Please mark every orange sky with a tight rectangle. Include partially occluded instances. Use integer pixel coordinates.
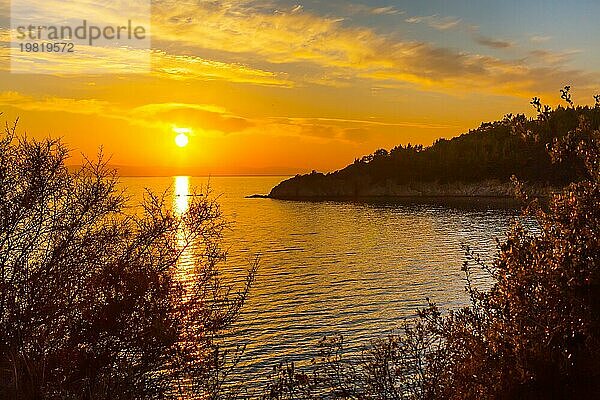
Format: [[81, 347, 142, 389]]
[[1, 0, 599, 175]]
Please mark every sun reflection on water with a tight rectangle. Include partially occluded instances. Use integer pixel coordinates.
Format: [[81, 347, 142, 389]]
[[173, 176, 194, 276], [173, 176, 190, 216]]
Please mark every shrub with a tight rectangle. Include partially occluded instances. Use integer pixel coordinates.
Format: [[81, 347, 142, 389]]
[[0, 117, 256, 399]]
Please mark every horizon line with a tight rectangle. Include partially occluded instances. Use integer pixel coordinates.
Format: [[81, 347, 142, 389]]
[[117, 174, 295, 178]]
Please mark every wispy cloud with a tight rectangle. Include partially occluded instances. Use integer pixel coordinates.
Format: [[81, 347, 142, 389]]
[[530, 35, 552, 43], [0, 91, 112, 115], [528, 49, 581, 65], [5, 1, 593, 99], [0, 91, 249, 131], [370, 6, 403, 16], [474, 34, 513, 49], [405, 15, 462, 31], [345, 4, 404, 16], [1, 30, 290, 87], [269, 116, 456, 130], [131, 102, 254, 134], [152, 51, 292, 86], [3, 1, 599, 124], [148, 2, 598, 97]]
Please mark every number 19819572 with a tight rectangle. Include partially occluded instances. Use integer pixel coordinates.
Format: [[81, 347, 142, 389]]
[[19, 42, 74, 52]]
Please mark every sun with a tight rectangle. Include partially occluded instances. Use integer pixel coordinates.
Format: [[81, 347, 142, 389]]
[[175, 133, 189, 147], [173, 127, 190, 148]]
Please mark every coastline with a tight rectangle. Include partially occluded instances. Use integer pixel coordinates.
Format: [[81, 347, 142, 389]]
[[267, 178, 556, 202], [265, 195, 524, 209]]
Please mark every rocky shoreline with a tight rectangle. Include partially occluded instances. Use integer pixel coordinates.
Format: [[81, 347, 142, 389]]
[[268, 176, 555, 200]]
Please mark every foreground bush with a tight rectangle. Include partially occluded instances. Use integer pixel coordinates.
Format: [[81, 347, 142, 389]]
[[0, 118, 256, 399], [264, 94, 600, 399]]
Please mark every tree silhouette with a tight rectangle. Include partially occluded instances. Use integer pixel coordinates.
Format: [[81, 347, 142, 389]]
[[271, 96, 600, 199], [0, 117, 256, 399]]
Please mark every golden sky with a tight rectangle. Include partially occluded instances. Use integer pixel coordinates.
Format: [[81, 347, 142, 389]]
[[1, 0, 599, 175]]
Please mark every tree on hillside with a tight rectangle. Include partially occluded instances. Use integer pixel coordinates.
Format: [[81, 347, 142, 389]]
[[275, 90, 600, 196], [0, 116, 256, 399], [264, 96, 600, 399]]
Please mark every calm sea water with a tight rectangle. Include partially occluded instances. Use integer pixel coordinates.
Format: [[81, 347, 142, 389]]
[[120, 176, 518, 385]]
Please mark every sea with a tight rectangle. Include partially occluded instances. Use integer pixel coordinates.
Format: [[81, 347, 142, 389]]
[[120, 175, 519, 388]]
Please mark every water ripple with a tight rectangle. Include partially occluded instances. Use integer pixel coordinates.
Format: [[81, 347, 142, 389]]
[[120, 176, 519, 387]]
